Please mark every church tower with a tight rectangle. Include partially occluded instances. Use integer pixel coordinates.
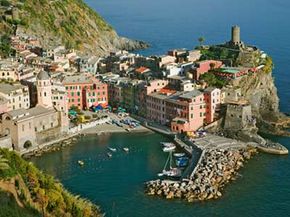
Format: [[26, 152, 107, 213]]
[[36, 70, 53, 108]]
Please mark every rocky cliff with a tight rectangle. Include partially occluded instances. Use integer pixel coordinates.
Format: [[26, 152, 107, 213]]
[[230, 70, 290, 135], [0, 0, 148, 56]]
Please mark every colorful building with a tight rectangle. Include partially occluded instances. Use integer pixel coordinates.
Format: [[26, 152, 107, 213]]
[[192, 60, 223, 80], [165, 90, 206, 133], [204, 87, 221, 124], [62, 74, 108, 110]]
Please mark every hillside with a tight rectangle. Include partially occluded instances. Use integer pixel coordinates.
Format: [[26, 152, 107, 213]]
[[0, 149, 103, 217], [0, 0, 148, 56]]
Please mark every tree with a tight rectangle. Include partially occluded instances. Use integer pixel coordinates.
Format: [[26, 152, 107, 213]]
[[0, 154, 9, 171], [209, 62, 216, 70], [198, 36, 205, 46]]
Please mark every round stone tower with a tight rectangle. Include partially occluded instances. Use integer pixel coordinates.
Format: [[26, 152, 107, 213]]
[[36, 71, 53, 108], [231, 25, 241, 44]]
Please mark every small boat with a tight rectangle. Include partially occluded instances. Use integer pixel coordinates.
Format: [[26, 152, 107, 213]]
[[158, 152, 182, 178], [162, 168, 182, 177], [173, 153, 185, 158], [175, 156, 189, 167], [107, 152, 112, 158], [108, 147, 117, 152], [123, 147, 129, 152], [162, 143, 176, 152], [77, 160, 84, 166]]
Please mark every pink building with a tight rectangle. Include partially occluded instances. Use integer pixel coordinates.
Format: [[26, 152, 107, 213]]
[[204, 87, 221, 124], [192, 60, 223, 80], [146, 88, 176, 125], [165, 90, 206, 133], [63, 74, 108, 110], [136, 79, 169, 117]]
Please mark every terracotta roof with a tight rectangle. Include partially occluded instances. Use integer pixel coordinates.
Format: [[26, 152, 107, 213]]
[[135, 67, 149, 74]]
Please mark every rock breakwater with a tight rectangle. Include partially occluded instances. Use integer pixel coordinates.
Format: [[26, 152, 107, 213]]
[[145, 147, 257, 202]]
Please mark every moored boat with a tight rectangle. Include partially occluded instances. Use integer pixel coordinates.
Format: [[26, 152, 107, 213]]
[[123, 147, 129, 152], [175, 156, 189, 167], [107, 152, 112, 158], [173, 153, 185, 157], [162, 145, 176, 152], [108, 147, 117, 152], [77, 160, 84, 166]]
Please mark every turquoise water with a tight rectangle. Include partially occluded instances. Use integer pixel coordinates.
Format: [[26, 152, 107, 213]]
[[32, 1, 290, 216]]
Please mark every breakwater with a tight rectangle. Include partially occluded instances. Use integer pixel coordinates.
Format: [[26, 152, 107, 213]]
[[145, 146, 258, 202]]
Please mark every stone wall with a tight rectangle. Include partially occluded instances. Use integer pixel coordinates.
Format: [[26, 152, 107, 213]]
[[224, 104, 253, 130], [68, 117, 110, 134], [0, 135, 12, 150]]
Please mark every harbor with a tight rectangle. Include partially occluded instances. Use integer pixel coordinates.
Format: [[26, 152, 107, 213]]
[[145, 133, 258, 201]]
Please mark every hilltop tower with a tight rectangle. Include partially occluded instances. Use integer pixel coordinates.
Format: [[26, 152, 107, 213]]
[[36, 71, 53, 108], [231, 25, 241, 45]]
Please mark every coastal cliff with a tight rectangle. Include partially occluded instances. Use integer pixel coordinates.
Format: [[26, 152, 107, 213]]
[[0, 0, 148, 57], [230, 70, 290, 135]]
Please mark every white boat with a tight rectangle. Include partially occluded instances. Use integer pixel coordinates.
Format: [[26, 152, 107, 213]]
[[108, 147, 117, 152], [77, 160, 84, 166], [107, 152, 112, 158], [162, 168, 181, 177], [173, 153, 185, 157], [162, 145, 176, 152], [123, 147, 129, 152], [158, 152, 181, 178], [161, 142, 174, 147]]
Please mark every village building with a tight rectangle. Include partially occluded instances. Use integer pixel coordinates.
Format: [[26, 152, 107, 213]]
[[0, 83, 30, 111], [62, 74, 108, 110], [165, 90, 206, 133], [204, 87, 221, 123], [191, 60, 223, 80], [0, 58, 20, 81], [0, 70, 69, 151]]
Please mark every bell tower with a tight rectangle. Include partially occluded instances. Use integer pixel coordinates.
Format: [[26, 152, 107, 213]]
[[36, 70, 53, 108]]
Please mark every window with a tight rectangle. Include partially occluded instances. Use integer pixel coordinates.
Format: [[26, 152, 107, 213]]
[[35, 127, 37, 132], [191, 114, 193, 118], [22, 124, 25, 132], [44, 92, 47, 97], [29, 122, 31, 129]]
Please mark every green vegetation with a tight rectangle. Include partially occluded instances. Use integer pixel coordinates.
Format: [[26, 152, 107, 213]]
[[198, 37, 205, 46], [200, 72, 228, 88], [0, 34, 14, 58], [199, 46, 239, 65], [0, 149, 102, 217], [262, 56, 273, 74], [0, 0, 11, 7], [0, 0, 115, 55], [0, 191, 40, 217], [0, 155, 9, 171]]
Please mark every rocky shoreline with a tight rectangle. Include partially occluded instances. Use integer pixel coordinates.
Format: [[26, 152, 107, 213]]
[[145, 146, 258, 202], [22, 136, 80, 159]]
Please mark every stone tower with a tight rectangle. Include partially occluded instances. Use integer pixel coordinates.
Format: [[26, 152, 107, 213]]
[[231, 25, 241, 45], [36, 71, 53, 108]]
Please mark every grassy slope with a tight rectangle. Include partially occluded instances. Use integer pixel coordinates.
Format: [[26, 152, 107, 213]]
[[0, 149, 102, 217], [1, 0, 120, 55]]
